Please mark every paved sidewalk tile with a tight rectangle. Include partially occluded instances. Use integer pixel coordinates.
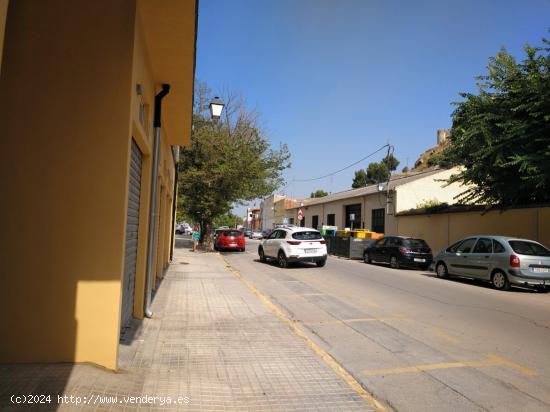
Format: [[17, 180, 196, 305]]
[[0, 248, 373, 411]]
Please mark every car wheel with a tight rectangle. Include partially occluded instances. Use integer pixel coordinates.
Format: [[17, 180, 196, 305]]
[[241, 248, 246, 252], [316, 259, 326, 267], [538, 286, 550, 293], [390, 255, 400, 269], [278, 250, 288, 268], [491, 270, 510, 291], [363, 252, 372, 264], [436, 262, 448, 278], [259, 247, 266, 263]]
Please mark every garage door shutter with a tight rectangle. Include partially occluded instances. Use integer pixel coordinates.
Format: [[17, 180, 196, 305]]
[[121, 139, 142, 330]]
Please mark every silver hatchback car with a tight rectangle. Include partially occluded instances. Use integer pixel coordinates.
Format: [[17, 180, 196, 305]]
[[433, 236, 550, 292]]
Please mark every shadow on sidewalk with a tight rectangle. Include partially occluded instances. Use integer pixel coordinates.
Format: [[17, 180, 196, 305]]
[[0, 363, 73, 411]]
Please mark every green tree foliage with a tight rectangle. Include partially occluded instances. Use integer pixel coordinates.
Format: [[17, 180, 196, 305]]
[[213, 212, 242, 228], [382, 153, 400, 172], [351, 154, 399, 188], [351, 169, 369, 188], [443, 35, 550, 206], [178, 82, 291, 242], [310, 189, 328, 198]]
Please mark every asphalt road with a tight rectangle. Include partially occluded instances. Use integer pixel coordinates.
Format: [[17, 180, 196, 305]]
[[221, 238, 550, 412]]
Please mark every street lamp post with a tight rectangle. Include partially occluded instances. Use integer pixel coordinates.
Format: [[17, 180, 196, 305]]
[[209, 96, 224, 121]]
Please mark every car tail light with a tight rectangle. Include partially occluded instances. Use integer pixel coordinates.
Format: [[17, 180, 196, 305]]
[[319, 240, 326, 244], [510, 254, 520, 268], [287, 241, 301, 245], [399, 247, 411, 254]]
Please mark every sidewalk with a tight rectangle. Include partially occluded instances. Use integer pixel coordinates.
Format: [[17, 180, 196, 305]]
[[1, 247, 373, 411]]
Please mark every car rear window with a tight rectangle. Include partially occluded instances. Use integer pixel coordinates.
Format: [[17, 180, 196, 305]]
[[223, 230, 241, 237], [403, 239, 429, 248], [292, 231, 322, 240], [508, 241, 550, 256]]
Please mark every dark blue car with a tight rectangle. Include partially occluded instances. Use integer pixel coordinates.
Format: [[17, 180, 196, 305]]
[[364, 236, 433, 270]]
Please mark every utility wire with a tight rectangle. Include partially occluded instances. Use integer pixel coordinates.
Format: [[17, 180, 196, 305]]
[[292, 144, 390, 182]]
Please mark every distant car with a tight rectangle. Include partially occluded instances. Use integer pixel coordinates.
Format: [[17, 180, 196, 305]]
[[258, 226, 327, 268], [243, 229, 253, 238], [250, 231, 263, 240], [433, 236, 550, 292], [176, 223, 193, 235], [214, 229, 246, 252], [364, 236, 433, 270], [262, 229, 272, 239]]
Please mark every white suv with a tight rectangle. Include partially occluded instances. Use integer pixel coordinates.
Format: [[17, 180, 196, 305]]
[[258, 226, 328, 268]]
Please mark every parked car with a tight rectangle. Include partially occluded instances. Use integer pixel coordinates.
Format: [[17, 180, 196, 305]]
[[243, 229, 253, 238], [433, 236, 550, 292], [363, 236, 433, 270], [175, 223, 192, 235], [250, 231, 264, 240], [258, 226, 327, 268], [214, 229, 246, 252], [262, 229, 272, 238]]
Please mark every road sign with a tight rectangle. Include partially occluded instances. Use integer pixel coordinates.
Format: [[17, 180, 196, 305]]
[[297, 209, 304, 221]]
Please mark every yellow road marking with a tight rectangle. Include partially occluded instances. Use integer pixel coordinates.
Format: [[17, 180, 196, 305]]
[[220, 255, 387, 412], [433, 329, 460, 344], [360, 353, 537, 377], [303, 316, 410, 326], [485, 353, 538, 377]]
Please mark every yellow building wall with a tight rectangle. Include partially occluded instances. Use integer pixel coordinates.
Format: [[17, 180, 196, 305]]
[[396, 207, 550, 254], [0, 0, 8, 74], [0, 0, 192, 371], [0, 1, 139, 369]]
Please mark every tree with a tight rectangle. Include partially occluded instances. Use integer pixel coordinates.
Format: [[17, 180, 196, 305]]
[[351, 169, 369, 188], [402, 166, 410, 173], [352, 152, 400, 188], [213, 212, 242, 228], [382, 153, 399, 172], [178, 81, 291, 243], [310, 189, 328, 198], [442, 35, 550, 206], [366, 162, 389, 184]]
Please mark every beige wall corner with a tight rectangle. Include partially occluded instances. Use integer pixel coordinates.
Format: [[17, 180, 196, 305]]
[[394, 167, 469, 213]]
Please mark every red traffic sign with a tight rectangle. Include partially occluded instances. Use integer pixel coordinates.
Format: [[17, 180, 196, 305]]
[[297, 209, 304, 221]]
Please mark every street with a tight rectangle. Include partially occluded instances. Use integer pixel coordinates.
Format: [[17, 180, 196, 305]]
[[222, 238, 550, 411]]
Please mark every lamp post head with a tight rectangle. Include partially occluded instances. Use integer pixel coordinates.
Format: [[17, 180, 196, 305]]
[[209, 96, 224, 120]]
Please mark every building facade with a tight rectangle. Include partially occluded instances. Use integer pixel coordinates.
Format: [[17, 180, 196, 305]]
[[0, 0, 197, 370], [260, 195, 301, 230], [245, 207, 262, 230], [285, 168, 468, 235]]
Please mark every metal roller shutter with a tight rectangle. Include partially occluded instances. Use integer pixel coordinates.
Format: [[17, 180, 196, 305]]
[[121, 139, 142, 330]]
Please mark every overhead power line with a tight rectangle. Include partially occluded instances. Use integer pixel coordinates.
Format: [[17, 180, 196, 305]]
[[292, 143, 391, 182]]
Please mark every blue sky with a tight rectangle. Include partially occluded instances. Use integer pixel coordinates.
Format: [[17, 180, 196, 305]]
[[195, 0, 550, 216]]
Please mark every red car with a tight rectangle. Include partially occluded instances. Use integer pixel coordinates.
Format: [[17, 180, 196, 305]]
[[214, 229, 246, 252]]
